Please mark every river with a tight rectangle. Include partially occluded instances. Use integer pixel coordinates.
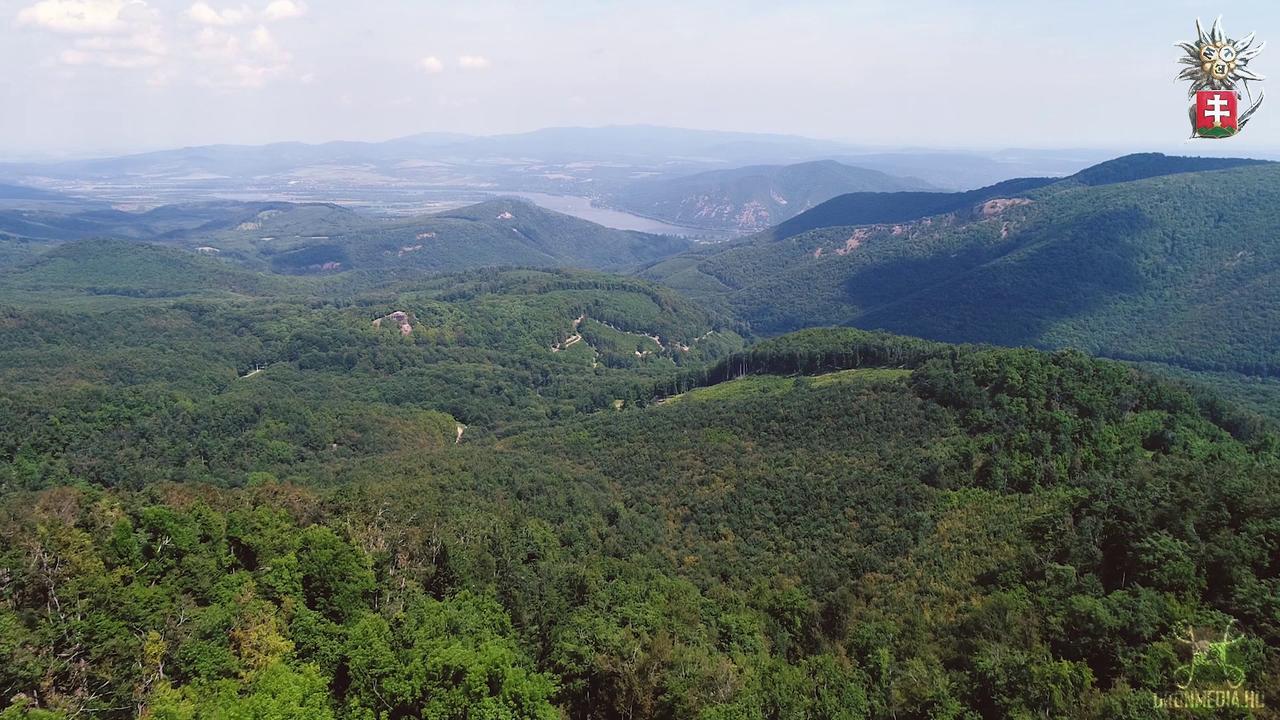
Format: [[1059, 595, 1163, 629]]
[[496, 192, 736, 240]]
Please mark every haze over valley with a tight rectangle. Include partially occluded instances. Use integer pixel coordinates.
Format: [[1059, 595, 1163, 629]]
[[0, 126, 1122, 239]]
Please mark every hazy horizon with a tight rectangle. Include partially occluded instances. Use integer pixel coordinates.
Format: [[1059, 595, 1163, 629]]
[[5, 0, 1280, 160], [0, 122, 1179, 164]]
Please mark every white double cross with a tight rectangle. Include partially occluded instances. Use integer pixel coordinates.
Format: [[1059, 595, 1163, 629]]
[[1204, 94, 1233, 125]]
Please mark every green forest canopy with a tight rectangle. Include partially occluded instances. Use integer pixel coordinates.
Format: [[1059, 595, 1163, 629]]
[[2, 314, 1277, 719]]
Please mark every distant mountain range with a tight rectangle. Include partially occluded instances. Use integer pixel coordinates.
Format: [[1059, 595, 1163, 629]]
[[0, 196, 689, 284], [0, 127, 1114, 213], [605, 160, 933, 233], [9, 146, 1280, 431], [0, 126, 868, 183], [11, 147, 1280, 388]]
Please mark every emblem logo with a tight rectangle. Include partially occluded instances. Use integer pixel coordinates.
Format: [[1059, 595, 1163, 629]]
[[1150, 620, 1266, 711], [1177, 17, 1265, 138], [1194, 90, 1239, 137], [1174, 621, 1246, 690]]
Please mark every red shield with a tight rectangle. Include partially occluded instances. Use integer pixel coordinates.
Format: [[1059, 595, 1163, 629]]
[[1195, 91, 1239, 138]]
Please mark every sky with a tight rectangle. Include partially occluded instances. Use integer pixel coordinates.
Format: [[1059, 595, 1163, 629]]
[[2, 0, 1280, 159]]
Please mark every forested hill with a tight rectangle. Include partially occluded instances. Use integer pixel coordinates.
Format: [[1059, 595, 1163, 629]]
[[607, 159, 931, 233], [642, 157, 1280, 381], [758, 152, 1267, 242], [0, 197, 692, 277], [1063, 152, 1272, 186], [400, 197, 690, 271], [0, 238, 298, 300], [763, 175, 1056, 241], [2, 150, 1280, 719], [1, 323, 1277, 718]]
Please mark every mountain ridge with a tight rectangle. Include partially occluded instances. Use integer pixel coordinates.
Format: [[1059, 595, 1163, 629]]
[[761, 152, 1270, 243], [0, 197, 693, 285], [607, 159, 933, 233], [642, 154, 1280, 381]]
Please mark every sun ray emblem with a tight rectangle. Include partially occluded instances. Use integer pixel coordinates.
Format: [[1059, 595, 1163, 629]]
[[1176, 17, 1265, 137]]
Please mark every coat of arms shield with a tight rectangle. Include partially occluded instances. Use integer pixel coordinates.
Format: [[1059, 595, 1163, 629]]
[[1194, 90, 1239, 137]]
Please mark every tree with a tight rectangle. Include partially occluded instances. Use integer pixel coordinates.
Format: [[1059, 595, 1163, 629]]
[[343, 592, 558, 719], [296, 526, 375, 623], [146, 661, 335, 720]]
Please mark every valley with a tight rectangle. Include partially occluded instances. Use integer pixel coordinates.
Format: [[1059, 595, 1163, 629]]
[[1, 138, 1279, 720], [9, 0, 1280, 712], [493, 192, 733, 239]]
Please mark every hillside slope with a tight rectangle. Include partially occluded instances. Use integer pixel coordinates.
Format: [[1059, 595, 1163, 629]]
[[850, 165, 1280, 372], [610, 159, 930, 232], [1, 325, 1276, 718], [0, 238, 296, 300], [0, 200, 357, 244], [643, 155, 1280, 377], [759, 153, 1267, 243], [239, 198, 690, 275], [0, 197, 692, 279], [762, 175, 1056, 241]]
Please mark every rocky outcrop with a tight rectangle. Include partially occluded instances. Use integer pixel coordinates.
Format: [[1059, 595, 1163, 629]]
[[373, 310, 413, 336], [977, 198, 1033, 217]]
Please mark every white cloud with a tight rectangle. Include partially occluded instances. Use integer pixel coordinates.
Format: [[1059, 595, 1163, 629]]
[[249, 24, 271, 49], [418, 55, 443, 74], [16, 0, 144, 34], [262, 0, 306, 21], [12, 0, 292, 82], [186, 0, 300, 26], [457, 54, 490, 70], [248, 24, 286, 59], [190, 23, 291, 88], [193, 26, 240, 59], [17, 0, 167, 70], [187, 2, 251, 26]]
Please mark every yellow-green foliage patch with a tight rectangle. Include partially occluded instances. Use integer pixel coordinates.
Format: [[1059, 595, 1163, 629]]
[[666, 367, 910, 406], [809, 367, 912, 386]]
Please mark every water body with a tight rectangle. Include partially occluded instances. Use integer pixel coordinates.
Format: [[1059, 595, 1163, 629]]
[[498, 191, 736, 240]]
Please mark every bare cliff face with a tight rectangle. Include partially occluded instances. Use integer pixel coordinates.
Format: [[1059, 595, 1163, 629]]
[[808, 197, 1039, 260], [675, 196, 777, 232], [624, 185, 820, 234], [977, 198, 1033, 217]]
